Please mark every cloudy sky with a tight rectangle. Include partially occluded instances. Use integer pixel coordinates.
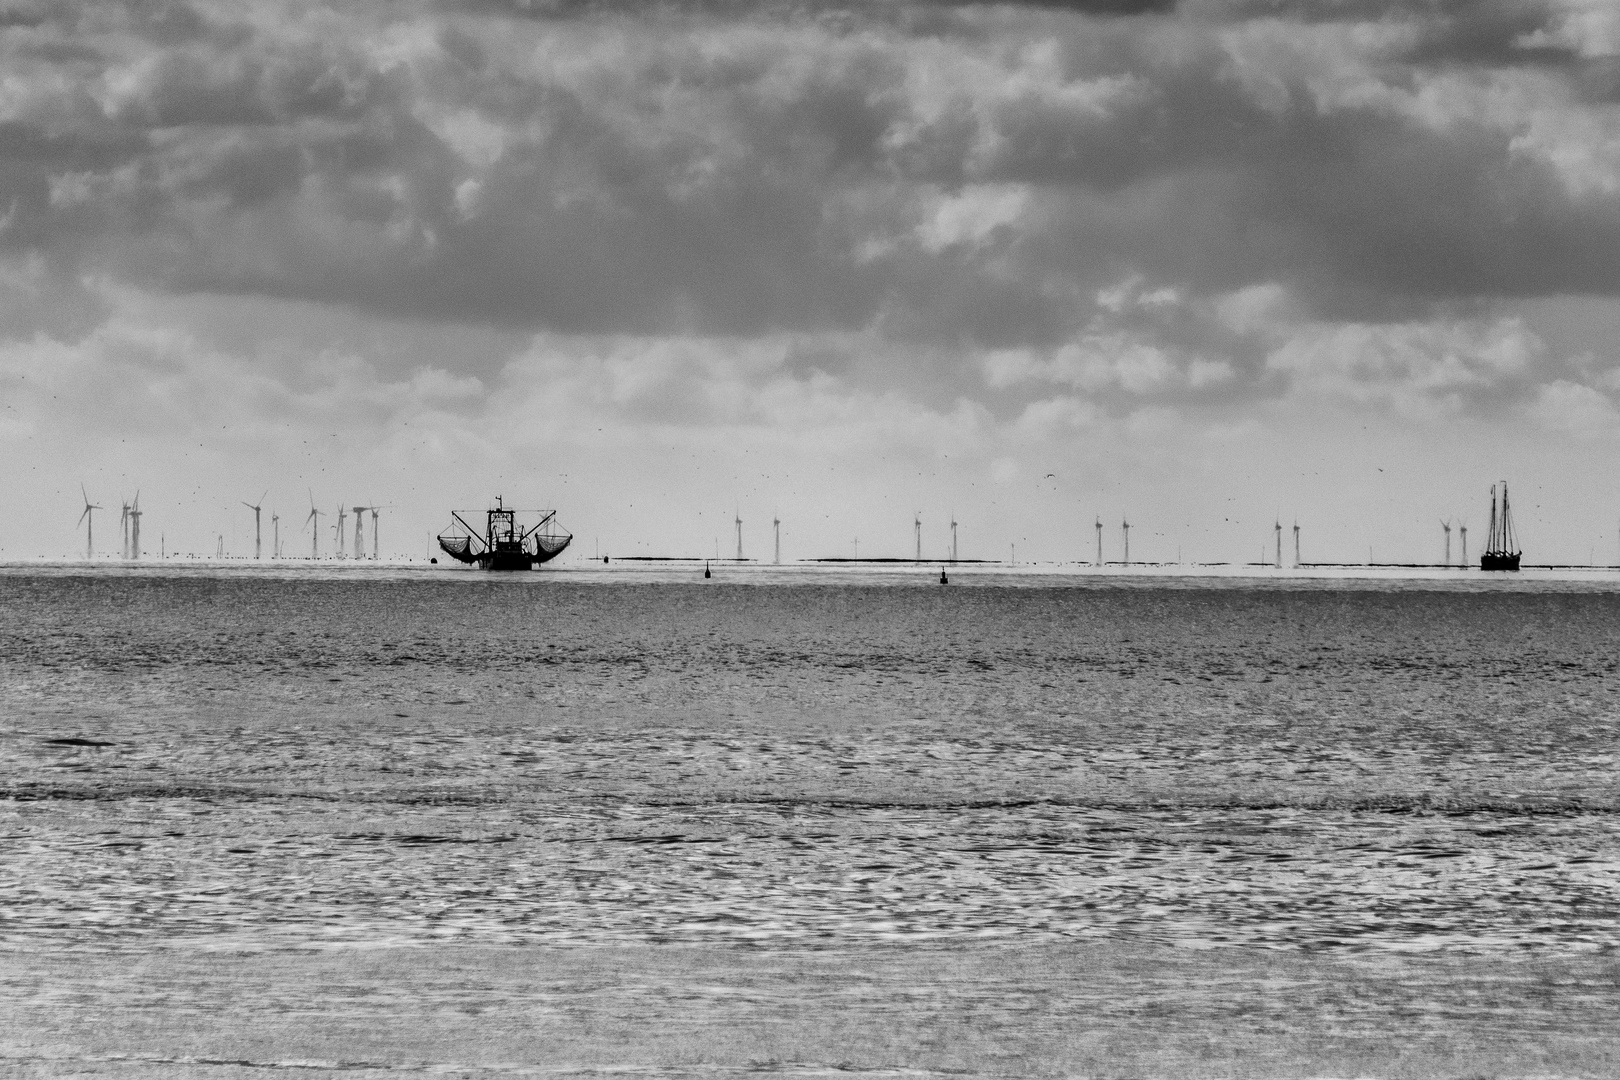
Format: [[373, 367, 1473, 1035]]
[[7, 0, 1620, 564]]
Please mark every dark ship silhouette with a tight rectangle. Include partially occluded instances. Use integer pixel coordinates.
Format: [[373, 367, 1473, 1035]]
[[437, 497, 572, 570], [1481, 481, 1520, 572]]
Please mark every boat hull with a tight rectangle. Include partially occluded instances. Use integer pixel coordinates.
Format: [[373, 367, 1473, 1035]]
[[1480, 552, 1520, 571], [435, 533, 572, 570]]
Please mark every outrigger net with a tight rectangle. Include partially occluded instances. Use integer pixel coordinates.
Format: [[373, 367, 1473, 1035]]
[[436, 532, 479, 564], [535, 532, 571, 559]]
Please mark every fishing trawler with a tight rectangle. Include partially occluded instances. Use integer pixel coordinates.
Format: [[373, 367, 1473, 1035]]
[[1481, 481, 1521, 571], [436, 497, 572, 570]]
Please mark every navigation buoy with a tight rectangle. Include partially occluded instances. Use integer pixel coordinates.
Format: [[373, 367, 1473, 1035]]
[[704, 561, 711, 579], [939, 568, 948, 584]]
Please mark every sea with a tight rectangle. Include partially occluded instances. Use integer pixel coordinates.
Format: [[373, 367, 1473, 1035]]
[[2, 564, 1618, 1078]]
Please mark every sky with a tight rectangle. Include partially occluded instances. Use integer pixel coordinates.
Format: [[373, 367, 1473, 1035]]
[[7, 0, 1620, 564]]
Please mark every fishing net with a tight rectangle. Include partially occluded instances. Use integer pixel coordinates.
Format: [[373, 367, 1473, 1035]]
[[436, 534, 479, 564]]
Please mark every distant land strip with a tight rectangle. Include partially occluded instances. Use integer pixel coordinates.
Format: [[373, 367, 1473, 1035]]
[[812, 557, 998, 563], [609, 556, 1004, 563], [1300, 562, 1620, 570]]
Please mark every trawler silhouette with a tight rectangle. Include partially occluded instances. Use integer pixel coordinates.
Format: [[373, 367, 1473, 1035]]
[[436, 497, 572, 570]]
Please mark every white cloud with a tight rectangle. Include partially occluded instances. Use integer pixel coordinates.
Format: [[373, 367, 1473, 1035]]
[[1266, 317, 1543, 419], [1530, 379, 1620, 433], [427, 108, 510, 170], [1519, 1, 1620, 59], [1187, 357, 1233, 388], [915, 184, 1028, 253]]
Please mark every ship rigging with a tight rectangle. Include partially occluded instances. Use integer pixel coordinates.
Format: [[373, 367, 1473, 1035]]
[[436, 497, 572, 570]]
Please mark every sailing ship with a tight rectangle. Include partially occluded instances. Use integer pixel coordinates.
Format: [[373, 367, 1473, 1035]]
[[1480, 481, 1521, 571], [436, 497, 572, 570]]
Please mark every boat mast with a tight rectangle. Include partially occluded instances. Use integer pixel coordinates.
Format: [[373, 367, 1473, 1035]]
[[1487, 484, 1498, 555], [1501, 481, 1516, 554]]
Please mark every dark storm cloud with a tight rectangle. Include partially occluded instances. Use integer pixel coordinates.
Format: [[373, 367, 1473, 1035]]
[[3, 0, 1620, 401], [453, 0, 1177, 17]]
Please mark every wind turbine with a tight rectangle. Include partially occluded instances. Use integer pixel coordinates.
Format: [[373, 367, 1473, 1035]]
[[78, 486, 101, 560], [1459, 521, 1468, 567], [306, 494, 323, 559], [734, 506, 743, 561], [1441, 519, 1452, 567], [914, 512, 921, 563], [1095, 517, 1102, 566], [242, 491, 267, 559], [368, 505, 391, 561], [773, 512, 780, 565], [1293, 521, 1301, 568], [1122, 517, 1130, 566], [1274, 520, 1282, 568], [119, 500, 130, 559], [950, 513, 958, 564], [271, 511, 280, 559]]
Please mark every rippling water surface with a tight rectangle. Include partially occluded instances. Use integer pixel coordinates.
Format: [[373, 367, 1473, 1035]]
[[3, 566, 1619, 1075]]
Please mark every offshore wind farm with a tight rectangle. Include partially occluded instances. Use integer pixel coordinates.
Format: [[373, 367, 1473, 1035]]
[[55, 489, 404, 564], [43, 476, 1620, 575]]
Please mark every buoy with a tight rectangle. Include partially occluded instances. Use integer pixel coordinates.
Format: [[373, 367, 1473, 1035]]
[[603, 555, 609, 564], [430, 557, 438, 564], [704, 561, 711, 579], [939, 568, 948, 584]]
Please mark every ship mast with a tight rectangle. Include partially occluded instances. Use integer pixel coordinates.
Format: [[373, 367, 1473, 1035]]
[[1487, 484, 1499, 555], [1500, 481, 1516, 555]]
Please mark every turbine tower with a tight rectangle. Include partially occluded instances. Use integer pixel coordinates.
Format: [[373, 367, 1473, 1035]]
[[351, 506, 368, 560], [734, 507, 743, 561], [271, 511, 280, 559], [1459, 522, 1468, 567], [1293, 521, 1301, 568], [1122, 518, 1130, 566], [78, 486, 101, 560], [243, 492, 267, 559], [1274, 521, 1282, 568], [334, 506, 347, 559], [306, 497, 323, 559], [773, 512, 780, 565], [127, 493, 141, 560], [1441, 520, 1452, 567], [914, 512, 921, 563], [1095, 517, 1102, 566], [119, 500, 130, 559], [950, 513, 958, 564]]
